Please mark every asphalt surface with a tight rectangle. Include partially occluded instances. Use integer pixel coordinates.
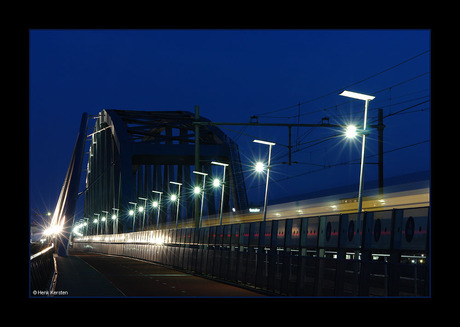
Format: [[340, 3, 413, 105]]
[[57, 250, 264, 297]]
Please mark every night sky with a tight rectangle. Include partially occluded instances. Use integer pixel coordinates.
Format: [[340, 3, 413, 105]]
[[29, 29, 430, 225]]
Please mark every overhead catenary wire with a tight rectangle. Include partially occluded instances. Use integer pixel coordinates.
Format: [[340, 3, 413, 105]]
[[270, 99, 430, 168], [247, 139, 430, 190], [254, 50, 430, 118]]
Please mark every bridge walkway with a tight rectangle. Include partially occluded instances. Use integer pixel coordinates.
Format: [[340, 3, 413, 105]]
[[53, 250, 264, 297]]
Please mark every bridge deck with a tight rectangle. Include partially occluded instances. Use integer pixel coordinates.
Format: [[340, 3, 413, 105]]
[[54, 250, 264, 297]]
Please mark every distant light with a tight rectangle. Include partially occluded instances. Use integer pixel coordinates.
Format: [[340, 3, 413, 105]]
[[255, 161, 264, 173], [128, 210, 134, 216], [213, 179, 220, 187], [339, 90, 375, 101], [47, 212, 51, 216], [249, 208, 260, 213], [170, 194, 177, 201], [345, 125, 358, 138], [43, 224, 63, 236], [138, 206, 144, 212], [232, 208, 236, 212], [193, 186, 201, 194], [152, 201, 159, 208]]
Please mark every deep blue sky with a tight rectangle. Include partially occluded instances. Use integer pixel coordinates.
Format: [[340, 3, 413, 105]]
[[29, 29, 430, 223]]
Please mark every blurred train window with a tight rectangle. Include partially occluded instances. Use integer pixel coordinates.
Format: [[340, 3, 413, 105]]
[[405, 216, 415, 242], [348, 221, 355, 242], [325, 222, 331, 241], [374, 219, 381, 242]]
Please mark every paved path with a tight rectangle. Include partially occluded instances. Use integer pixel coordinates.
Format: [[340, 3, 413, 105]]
[[55, 250, 264, 297], [54, 254, 124, 297]]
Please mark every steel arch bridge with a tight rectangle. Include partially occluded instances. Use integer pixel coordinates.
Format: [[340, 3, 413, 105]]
[[54, 108, 249, 255]]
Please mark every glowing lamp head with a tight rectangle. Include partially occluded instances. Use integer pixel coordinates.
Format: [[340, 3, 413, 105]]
[[193, 186, 201, 194], [255, 161, 264, 173], [138, 206, 144, 213], [111, 214, 117, 220], [213, 179, 220, 187], [170, 194, 177, 202], [345, 125, 358, 138], [152, 201, 159, 208], [128, 209, 134, 216]]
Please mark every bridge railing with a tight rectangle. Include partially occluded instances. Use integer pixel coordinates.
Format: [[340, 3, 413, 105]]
[[74, 207, 429, 296], [30, 243, 56, 295]]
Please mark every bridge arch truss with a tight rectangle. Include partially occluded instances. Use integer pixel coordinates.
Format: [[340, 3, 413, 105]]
[[84, 109, 248, 233]]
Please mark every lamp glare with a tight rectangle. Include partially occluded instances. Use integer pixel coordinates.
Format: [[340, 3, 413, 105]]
[[346, 125, 358, 138], [255, 161, 264, 173]]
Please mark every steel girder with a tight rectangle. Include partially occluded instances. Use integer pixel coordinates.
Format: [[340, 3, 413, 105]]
[[51, 112, 89, 256], [84, 109, 248, 233]]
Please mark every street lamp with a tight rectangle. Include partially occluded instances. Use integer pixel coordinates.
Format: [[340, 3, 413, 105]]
[[94, 213, 100, 235], [192, 170, 208, 228], [102, 211, 109, 234], [83, 218, 89, 236], [170, 181, 182, 228], [255, 161, 264, 173], [112, 207, 119, 235], [211, 161, 229, 226], [339, 90, 375, 252], [152, 190, 163, 230], [138, 197, 148, 230], [253, 139, 276, 222], [128, 201, 137, 232], [345, 125, 358, 139]]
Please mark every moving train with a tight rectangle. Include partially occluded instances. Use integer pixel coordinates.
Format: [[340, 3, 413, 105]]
[[75, 179, 430, 255], [203, 179, 429, 226]]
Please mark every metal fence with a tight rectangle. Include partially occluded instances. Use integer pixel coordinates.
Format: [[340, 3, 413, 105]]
[[74, 207, 429, 296], [30, 243, 56, 295]]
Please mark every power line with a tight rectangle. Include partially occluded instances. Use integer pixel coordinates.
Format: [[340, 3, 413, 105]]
[[254, 50, 430, 117], [247, 139, 429, 190], [273, 99, 431, 161]]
